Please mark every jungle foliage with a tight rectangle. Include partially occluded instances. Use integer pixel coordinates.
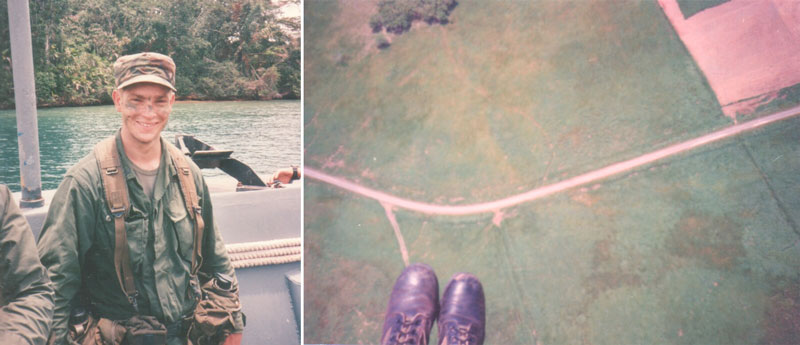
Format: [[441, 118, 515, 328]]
[[369, 0, 457, 34], [0, 0, 300, 109]]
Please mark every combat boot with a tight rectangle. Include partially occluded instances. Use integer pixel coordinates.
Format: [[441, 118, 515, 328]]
[[381, 263, 439, 345], [437, 273, 485, 345]]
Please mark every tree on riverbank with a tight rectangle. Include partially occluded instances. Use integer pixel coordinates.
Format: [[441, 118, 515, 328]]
[[0, 0, 300, 109], [369, 0, 457, 34]]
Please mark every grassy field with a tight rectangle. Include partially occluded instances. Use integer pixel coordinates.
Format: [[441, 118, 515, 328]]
[[305, 0, 732, 203], [304, 0, 800, 343]]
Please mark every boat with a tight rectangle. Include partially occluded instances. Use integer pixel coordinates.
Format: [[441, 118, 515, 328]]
[[16, 144, 302, 344], [7, 5, 301, 343]]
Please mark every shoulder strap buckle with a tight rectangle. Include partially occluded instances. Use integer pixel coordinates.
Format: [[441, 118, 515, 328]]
[[110, 207, 126, 218], [127, 292, 140, 313]]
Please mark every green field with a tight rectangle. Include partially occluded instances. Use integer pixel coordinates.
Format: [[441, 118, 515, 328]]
[[304, 1, 800, 343]]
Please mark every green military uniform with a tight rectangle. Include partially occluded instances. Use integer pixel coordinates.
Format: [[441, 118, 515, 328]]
[[0, 185, 54, 345], [37, 132, 244, 345]]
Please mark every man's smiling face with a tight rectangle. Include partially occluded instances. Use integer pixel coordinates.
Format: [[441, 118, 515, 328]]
[[113, 82, 175, 147]]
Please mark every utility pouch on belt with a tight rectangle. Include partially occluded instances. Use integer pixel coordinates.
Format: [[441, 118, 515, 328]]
[[121, 316, 167, 345], [67, 313, 165, 345], [187, 274, 242, 345]]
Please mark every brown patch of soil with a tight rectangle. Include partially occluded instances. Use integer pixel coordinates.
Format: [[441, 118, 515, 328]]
[[761, 281, 800, 345], [666, 211, 745, 269], [571, 191, 598, 208], [306, 256, 387, 342], [558, 126, 586, 148], [322, 145, 350, 169], [592, 237, 614, 267], [584, 237, 643, 298], [585, 271, 643, 299]]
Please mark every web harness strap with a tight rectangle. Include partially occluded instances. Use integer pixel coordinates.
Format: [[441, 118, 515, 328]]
[[95, 137, 138, 311], [94, 137, 205, 311]]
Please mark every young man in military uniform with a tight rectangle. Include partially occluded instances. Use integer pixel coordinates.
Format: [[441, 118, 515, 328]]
[[0, 184, 54, 345], [37, 52, 244, 345]]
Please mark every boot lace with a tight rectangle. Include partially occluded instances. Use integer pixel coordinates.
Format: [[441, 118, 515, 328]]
[[443, 321, 479, 345], [387, 313, 429, 345]]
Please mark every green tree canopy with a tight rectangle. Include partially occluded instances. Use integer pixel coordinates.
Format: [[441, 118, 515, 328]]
[[370, 0, 457, 34], [0, 0, 300, 108]]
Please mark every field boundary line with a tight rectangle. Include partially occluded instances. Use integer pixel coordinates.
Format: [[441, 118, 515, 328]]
[[307, 105, 800, 216]]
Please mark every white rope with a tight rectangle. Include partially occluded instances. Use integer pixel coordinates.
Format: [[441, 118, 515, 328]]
[[231, 255, 302, 269], [226, 237, 301, 268], [226, 238, 301, 254], [228, 247, 301, 261]]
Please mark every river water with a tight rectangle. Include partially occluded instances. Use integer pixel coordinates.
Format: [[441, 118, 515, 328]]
[[0, 100, 300, 192]]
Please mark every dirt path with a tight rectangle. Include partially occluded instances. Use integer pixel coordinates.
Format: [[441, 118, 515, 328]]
[[307, 104, 800, 216]]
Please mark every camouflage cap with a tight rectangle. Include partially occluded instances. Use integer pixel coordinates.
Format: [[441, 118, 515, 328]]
[[113, 52, 177, 91]]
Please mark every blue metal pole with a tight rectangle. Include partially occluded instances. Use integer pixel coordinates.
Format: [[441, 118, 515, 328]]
[[8, 0, 44, 208]]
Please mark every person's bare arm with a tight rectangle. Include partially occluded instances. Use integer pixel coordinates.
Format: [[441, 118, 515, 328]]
[[271, 166, 301, 185]]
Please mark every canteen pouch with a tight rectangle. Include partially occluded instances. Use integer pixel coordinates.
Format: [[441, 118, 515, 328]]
[[64, 313, 99, 345], [187, 278, 242, 345]]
